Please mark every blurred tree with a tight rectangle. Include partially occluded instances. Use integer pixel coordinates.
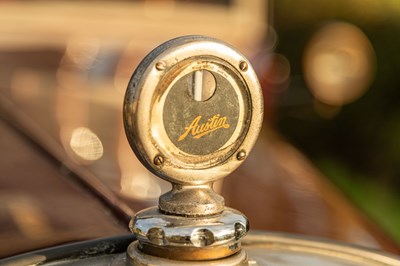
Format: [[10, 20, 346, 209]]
[[274, 0, 400, 242]]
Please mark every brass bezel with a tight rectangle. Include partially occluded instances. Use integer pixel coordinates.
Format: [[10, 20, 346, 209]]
[[124, 36, 263, 185]]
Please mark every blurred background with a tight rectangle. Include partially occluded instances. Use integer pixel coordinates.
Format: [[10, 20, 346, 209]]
[[273, 0, 400, 244], [1, 0, 400, 258]]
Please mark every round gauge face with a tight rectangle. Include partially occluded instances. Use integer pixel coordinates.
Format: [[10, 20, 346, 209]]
[[123, 36, 263, 185], [163, 70, 240, 156]]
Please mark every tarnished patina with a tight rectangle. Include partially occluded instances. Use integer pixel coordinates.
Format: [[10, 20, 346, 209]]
[[123, 35, 263, 263]]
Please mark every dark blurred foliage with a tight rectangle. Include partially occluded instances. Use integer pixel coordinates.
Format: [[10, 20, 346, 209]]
[[273, 0, 400, 240]]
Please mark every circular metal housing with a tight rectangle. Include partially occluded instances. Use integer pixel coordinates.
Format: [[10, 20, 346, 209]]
[[123, 35, 263, 186]]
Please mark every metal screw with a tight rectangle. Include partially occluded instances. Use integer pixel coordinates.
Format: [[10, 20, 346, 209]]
[[239, 61, 248, 71], [236, 150, 246, 161], [155, 61, 166, 71], [154, 155, 164, 166]]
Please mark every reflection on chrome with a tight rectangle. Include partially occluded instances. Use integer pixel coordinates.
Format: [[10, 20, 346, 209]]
[[303, 22, 375, 108], [69, 127, 104, 161]]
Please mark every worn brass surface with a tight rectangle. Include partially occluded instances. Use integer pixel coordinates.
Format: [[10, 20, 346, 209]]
[[163, 69, 241, 156], [127, 242, 248, 265], [123, 35, 263, 187], [139, 242, 241, 261]]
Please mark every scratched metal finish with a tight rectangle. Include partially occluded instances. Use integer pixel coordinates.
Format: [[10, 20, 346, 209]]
[[163, 71, 239, 155]]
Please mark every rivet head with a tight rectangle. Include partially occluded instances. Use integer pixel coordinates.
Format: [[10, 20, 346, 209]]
[[190, 228, 215, 247], [236, 150, 246, 161], [234, 223, 246, 240], [155, 61, 166, 71], [147, 227, 166, 246], [239, 61, 248, 71], [154, 155, 164, 166]]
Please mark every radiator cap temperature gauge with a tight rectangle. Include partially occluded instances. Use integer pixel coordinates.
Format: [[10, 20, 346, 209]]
[[123, 35, 262, 264]]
